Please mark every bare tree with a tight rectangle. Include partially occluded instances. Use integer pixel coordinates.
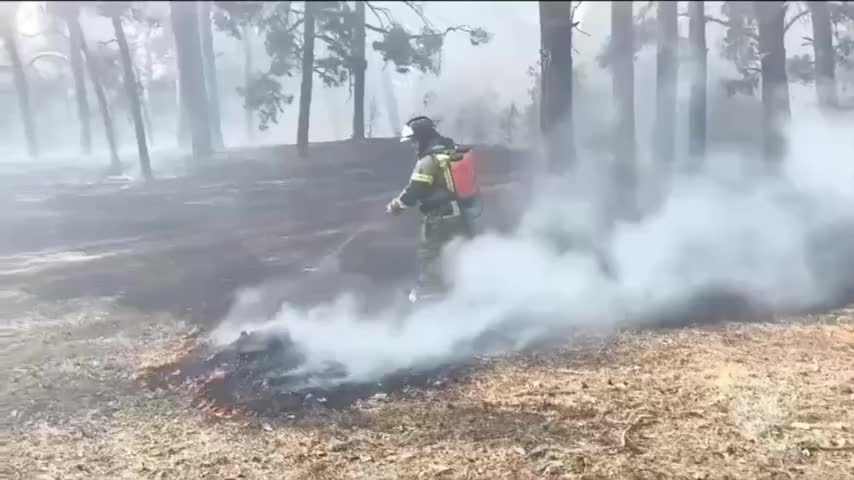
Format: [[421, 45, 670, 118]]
[[688, 1, 707, 166], [199, 1, 224, 150], [655, 0, 678, 170], [0, 5, 38, 159], [352, 0, 367, 140], [242, 24, 254, 142], [611, 1, 637, 218], [297, 1, 317, 158], [539, 1, 577, 172], [755, 1, 790, 166], [68, 19, 92, 155], [171, 1, 212, 162], [105, 6, 152, 180], [63, 7, 121, 172], [808, 1, 837, 110]]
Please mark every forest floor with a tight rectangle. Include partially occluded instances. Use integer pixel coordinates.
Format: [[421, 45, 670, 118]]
[[2, 140, 853, 479]]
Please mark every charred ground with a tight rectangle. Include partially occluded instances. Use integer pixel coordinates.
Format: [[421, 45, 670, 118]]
[[3, 139, 854, 479]]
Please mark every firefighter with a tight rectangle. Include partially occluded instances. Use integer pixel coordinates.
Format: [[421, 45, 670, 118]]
[[386, 116, 478, 303]]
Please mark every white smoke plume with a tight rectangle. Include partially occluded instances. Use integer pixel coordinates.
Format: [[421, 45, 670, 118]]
[[210, 110, 854, 388]]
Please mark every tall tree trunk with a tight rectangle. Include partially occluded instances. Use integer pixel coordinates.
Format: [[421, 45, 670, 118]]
[[113, 15, 152, 180], [539, 1, 576, 173], [655, 0, 678, 171], [755, 1, 790, 166], [198, 1, 224, 150], [611, 1, 637, 219], [69, 23, 92, 155], [171, 1, 212, 163], [143, 27, 155, 145], [352, 1, 366, 140], [69, 16, 121, 172], [139, 65, 154, 146], [297, 2, 316, 158], [242, 24, 254, 142], [175, 73, 190, 147], [809, 1, 837, 111], [688, 0, 707, 167], [1, 23, 39, 159], [381, 68, 401, 136]]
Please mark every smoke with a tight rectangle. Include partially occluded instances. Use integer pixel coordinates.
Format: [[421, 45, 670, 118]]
[[209, 110, 854, 388]]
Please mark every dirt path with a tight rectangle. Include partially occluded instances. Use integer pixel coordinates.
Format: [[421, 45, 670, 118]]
[[4, 291, 853, 479]]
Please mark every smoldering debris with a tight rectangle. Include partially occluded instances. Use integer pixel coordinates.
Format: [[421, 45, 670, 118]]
[[140, 328, 480, 417]]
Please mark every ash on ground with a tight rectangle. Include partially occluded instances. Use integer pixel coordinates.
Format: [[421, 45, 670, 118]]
[[143, 329, 481, 418]]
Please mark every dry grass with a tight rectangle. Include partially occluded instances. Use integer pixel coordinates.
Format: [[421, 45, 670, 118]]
[[4, 296, 854, 479]]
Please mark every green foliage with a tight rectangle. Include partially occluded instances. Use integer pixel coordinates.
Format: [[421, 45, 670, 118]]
[[237, 73, 294, 131], [211, 1, 490, 132]]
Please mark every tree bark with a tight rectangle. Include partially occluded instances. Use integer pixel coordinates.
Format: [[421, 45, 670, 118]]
[[539, 1, 576, 173], [142, 27, 155, 145], [69, 22, 92, 155], [352, 1, 367, 140], [297, 1, 317, 158], [808, 1, 837, 111], [1, 23, 39, 159], [113, 15, 152, 180], [69, 16, 121, 172], [611, 1, 636, 218], [755, 1, 790, 166], [175, 72, 190, 147], [171, 1, 212, 163], [688, 0, 707, 167], [655, 0, 678, 170], [198, 1, 224, 150], [242, 24, 254, 142]]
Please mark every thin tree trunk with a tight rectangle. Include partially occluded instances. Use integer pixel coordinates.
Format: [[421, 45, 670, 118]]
[[171, 1, 212, 163], [175, 72, 190, 147], [143, 27, 155, 145], [755, 1, 790, 166], [198, 1, 224, 150], [69, 23, 92, 155], [297, 2, 316, 158], [352, 1, 367, 140], [69, 16, 121, 172], [1, 24, 39, 159], [611, 1, 637, 219], [381, 68, 401, 136], [242, 24, 254, 142], [113, 15, 152, 180], [809, 1, 837, 111], [688, 0, 707, 167], [539, 1, 576, 172], [139, 65, 154, 146], [655, 0, 678, 171]]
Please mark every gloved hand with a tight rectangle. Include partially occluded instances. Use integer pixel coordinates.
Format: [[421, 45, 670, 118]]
[[385, 197, 406, 215]]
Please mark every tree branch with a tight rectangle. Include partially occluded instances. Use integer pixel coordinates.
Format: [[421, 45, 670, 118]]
[[678, 12, 759, 40], [400, 1, 434, 30], [410, 25, 476, 40], [366, 23, 389, 35], [364, 1, 392, 30], [315, 33, 350, 54], [784, 9, 809, 32]]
